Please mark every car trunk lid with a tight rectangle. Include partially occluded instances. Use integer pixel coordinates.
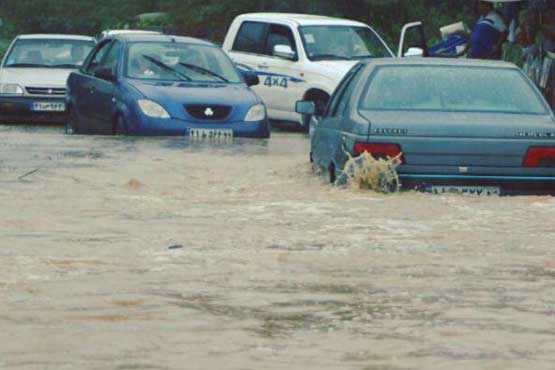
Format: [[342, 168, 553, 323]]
[[360, 111, 555, 167]]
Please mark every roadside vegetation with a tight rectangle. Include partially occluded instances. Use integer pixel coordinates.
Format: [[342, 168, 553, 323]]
[[0, 0, 472, 51]]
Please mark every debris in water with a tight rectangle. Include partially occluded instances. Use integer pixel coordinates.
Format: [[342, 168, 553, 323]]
[[338, 151, 402, 193], [18, 168, 40, 181], [124, 179, 144, 190], [168, 244, 183, 250]]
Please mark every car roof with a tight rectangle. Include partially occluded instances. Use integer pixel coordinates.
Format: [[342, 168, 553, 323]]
[[102, 30, 162, 35], [107, 33, 214, 46], [360, 57, 519, 69], [237, 13, 368, 27], [17, 34, 95, 41]]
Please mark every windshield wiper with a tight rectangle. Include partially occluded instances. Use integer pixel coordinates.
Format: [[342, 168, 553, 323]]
[[4, 63, 47, 68], [178, 62, 229, 83], [142, 55, 192, 81], [310, 54, 352, 61]]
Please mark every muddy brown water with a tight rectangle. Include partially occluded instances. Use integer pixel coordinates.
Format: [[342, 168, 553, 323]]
[[1, 125, 554, 370]]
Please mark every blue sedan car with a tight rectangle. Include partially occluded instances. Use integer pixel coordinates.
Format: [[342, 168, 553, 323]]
[[298, 58, 555, 195], [66, 34, 270, 138]]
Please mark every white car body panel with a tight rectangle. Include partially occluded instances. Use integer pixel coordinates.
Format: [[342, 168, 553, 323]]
[[222, 13, 394, 126]]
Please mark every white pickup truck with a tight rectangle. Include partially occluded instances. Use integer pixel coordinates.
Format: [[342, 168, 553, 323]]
[[222, 13, 424, 129]]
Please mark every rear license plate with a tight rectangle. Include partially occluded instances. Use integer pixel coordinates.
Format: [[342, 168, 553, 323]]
[[188, 128, 233, 140], [31, 102, 66, 112], [427, 185, 501, 196]]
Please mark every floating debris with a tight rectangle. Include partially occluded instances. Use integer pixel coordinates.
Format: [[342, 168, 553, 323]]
[[168, 244, 184, 250]]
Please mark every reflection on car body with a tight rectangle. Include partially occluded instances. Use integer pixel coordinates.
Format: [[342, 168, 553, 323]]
[[0, 34, 95, 124], [299, 58, 555, 195], [66, 33, 270, 138]]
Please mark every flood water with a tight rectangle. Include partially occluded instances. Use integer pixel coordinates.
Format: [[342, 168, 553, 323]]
[[1, 125, 554, 370]]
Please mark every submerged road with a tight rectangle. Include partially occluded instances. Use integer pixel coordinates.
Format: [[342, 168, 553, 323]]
[[1, 126, 554, 370]]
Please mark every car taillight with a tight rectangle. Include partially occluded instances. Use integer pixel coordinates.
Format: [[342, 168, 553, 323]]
[[523, 147, 555, 167], [353, 142, 404, 163]]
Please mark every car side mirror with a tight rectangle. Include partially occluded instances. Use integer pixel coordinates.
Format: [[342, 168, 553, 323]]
[[404, 47, 424, 57], [94, 67, 116, 82], [243, 72, 260, 87], [273, 44, 296, 60], [295, 100, 316, 115]]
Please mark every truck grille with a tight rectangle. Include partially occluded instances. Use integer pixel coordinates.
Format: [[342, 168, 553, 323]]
[[26, 87, 66, 96], [185, 105, 231, 121]]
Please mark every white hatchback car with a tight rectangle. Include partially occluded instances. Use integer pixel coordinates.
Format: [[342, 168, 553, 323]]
[[222, 13, 397, 129], [0, 34, 95, 124]]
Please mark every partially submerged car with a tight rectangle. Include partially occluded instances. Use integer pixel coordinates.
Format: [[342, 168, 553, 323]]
[[66, 33, 270, 138], [0, 34, 95, 124], [299, 58, 555, 195]]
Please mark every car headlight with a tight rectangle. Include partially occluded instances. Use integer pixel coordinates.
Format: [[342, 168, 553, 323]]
[[0, 83, 24, 95], [244, 103, 266, 122], [137, 99, 170, 119]]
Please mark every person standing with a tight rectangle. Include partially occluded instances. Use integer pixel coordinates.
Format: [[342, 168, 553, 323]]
[[470, 1, 509, 59]]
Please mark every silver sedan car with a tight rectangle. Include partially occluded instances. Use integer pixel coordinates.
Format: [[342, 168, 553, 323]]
[[298, 58, 555, 195]]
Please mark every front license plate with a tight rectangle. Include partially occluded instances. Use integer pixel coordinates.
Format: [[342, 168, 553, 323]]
[[427, 185, 501, 196], [31, 102, 66, 112], [188, 128, 233, 140]]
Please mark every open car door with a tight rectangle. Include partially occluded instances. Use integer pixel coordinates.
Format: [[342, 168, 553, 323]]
[[397, 22, 429, 58]]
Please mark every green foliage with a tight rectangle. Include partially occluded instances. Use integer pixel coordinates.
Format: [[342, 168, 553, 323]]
[[0, 0, 473, 46]]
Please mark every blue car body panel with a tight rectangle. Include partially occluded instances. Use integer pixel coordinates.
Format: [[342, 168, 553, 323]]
[[66, 34, 270, 138]]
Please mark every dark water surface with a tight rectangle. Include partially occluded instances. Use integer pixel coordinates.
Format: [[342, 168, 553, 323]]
[[1, 126, 554, 370]]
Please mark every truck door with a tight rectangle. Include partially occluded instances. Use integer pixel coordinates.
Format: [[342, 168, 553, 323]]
[[397, 22, 429, 58]]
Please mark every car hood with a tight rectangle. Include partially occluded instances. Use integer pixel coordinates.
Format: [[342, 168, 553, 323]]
[[0, 67, 75, 87], [130, 80, 259, 106], [309, 60, 358, 79]]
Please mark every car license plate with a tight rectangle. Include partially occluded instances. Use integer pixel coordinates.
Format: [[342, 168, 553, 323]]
[[427, 185, 501, 196], [31, 102, 66, 112], [188, 128, 233, 140]]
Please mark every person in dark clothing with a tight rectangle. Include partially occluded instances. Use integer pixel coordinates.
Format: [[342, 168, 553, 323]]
[[470, 1, 509, 59]]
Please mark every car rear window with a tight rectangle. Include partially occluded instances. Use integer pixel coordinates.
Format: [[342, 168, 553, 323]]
[[360, 65, 549, 115]]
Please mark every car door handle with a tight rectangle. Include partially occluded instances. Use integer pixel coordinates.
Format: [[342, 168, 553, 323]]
[[257, 64, 269, 70]]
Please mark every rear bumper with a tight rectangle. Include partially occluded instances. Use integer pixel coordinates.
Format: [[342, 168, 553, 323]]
[[400, 174, 555, 195], [0, 96, 67, 124]]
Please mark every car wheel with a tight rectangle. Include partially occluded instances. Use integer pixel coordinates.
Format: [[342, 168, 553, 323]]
[[328, 162, 336, 184], [65, 107, 78, 135], [113, 115, 127, 136]]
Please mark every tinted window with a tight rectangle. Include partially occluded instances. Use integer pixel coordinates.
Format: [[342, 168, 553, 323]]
[[233, 21, 268, 54], [335, 68, 364, 117], [326, 65, 362, 117], [101, 41, 121, 74], [4, 39, 94, 68], [126, 42, 242, 83], [265, 24, 297, 57], [86, 41, 113, 74], [361, 66, 549, 115], [300, 26, 391, 61]]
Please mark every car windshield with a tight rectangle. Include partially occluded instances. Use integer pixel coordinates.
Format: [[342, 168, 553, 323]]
[[126, 42, 243, 83], [4, 39, 95, 68], [300, 25, 392, 61], [361, 65, 549, 115]]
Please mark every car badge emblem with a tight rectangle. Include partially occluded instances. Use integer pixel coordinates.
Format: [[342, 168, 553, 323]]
[[204, 107, 214, 117], [48, 89, 53, 95]]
